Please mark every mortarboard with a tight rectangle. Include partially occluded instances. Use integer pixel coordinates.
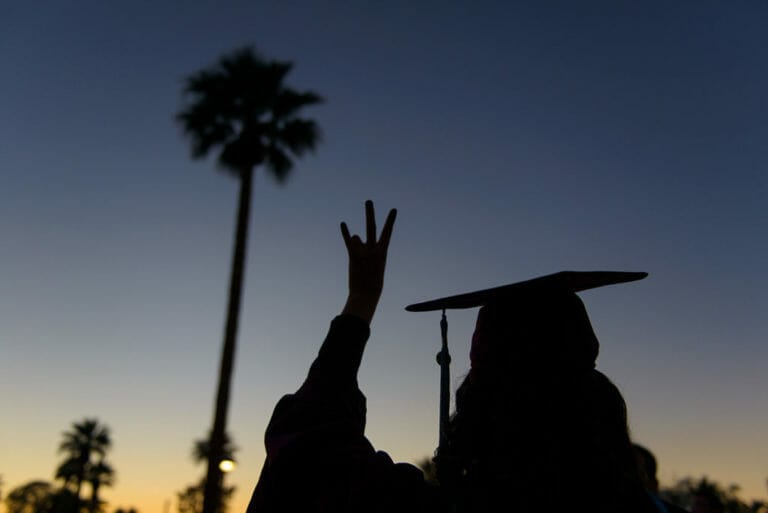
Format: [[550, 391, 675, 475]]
[[405, 270, 648, 454]]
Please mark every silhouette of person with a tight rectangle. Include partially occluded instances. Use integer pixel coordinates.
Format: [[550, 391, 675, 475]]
[[247, 201, 438, 512], [634, 444, 689, 513], [425, 279, 659, 513], [635, 444, 662, 494], [247, 201, 661, 512]]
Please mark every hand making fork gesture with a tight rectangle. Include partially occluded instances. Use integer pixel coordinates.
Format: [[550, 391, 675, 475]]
[[340, 200, 397, 324]]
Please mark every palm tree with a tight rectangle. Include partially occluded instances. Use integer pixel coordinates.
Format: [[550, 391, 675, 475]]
[[177, 479, 235, 513], [176, 46, 322, 513], [191, 432, 236, 465], [55, 419, 112, 503], [86, 459, 114, 513]]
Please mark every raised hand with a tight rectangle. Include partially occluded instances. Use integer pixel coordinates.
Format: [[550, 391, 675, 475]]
[[340, 200, 397, 324]]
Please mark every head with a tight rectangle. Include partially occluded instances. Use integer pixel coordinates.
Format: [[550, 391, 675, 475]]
[[633, 444, 659, 494], [468, 291, 598, 384], [436, 292, 652, 512]]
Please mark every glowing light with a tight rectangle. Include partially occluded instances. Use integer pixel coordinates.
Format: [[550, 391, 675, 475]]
[[219, 459, 236, 472]]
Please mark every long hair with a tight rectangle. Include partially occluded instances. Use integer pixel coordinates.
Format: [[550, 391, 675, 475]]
[[435, 365, 654, 512]]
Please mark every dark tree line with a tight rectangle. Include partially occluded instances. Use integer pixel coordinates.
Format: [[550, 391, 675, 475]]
[[660, 476, 768, 513]]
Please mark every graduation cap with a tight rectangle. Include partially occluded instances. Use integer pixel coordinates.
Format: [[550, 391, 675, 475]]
[[405, 270, 647, 454]]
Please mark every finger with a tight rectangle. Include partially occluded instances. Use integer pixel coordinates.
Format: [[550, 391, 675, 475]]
[[378, 208, 397, 253], [365, 200, 376, 246], [340, 222, 352, 251]]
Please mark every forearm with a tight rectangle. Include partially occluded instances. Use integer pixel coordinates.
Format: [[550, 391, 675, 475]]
[[341, 294, 380, 325], [263, 314, 371, 462], [302, 313, 370, 392]]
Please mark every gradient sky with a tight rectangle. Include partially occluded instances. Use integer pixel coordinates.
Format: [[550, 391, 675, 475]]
[[2, 1, 767, 512]]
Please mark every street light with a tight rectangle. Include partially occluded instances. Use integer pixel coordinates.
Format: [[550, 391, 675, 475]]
[[219, 459, 236, 473]]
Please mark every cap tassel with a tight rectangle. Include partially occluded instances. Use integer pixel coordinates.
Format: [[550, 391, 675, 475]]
[[437, 309, 451, 454]]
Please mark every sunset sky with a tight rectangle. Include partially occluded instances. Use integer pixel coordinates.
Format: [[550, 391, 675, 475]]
[[2, 2, 767, 512]]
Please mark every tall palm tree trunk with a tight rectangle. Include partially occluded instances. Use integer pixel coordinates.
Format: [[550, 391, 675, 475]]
[[75, 460, 86, 500], [202, 168, 253, 513], [90, 482, 100, 513]]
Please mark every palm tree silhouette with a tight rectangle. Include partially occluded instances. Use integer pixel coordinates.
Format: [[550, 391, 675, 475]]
[[176, 46, 322, 513], [55, 419, 112, 504], [191, 432, 237, 465], [86, 459, 114, 513]]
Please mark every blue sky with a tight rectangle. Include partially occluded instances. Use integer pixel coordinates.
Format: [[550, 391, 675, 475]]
[[1, 2, 766, 511]]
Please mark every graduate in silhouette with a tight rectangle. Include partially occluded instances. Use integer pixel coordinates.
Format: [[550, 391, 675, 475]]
[[247, 201, 661, 513], [409, 271, 657, 513]]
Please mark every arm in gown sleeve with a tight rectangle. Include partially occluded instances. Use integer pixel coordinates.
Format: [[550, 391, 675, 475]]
[[246, 314, 441, 513]]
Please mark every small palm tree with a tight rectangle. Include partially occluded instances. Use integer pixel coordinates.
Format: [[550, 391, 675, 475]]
[[191, 433, 236, 465], [86, 459, 114, 513], [176, 46, 322, 513], [177, 479, 235, 513], [55, 419, 112, 502]]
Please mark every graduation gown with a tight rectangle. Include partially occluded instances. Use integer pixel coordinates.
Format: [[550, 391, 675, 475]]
[[246, 314, 442, 513]]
